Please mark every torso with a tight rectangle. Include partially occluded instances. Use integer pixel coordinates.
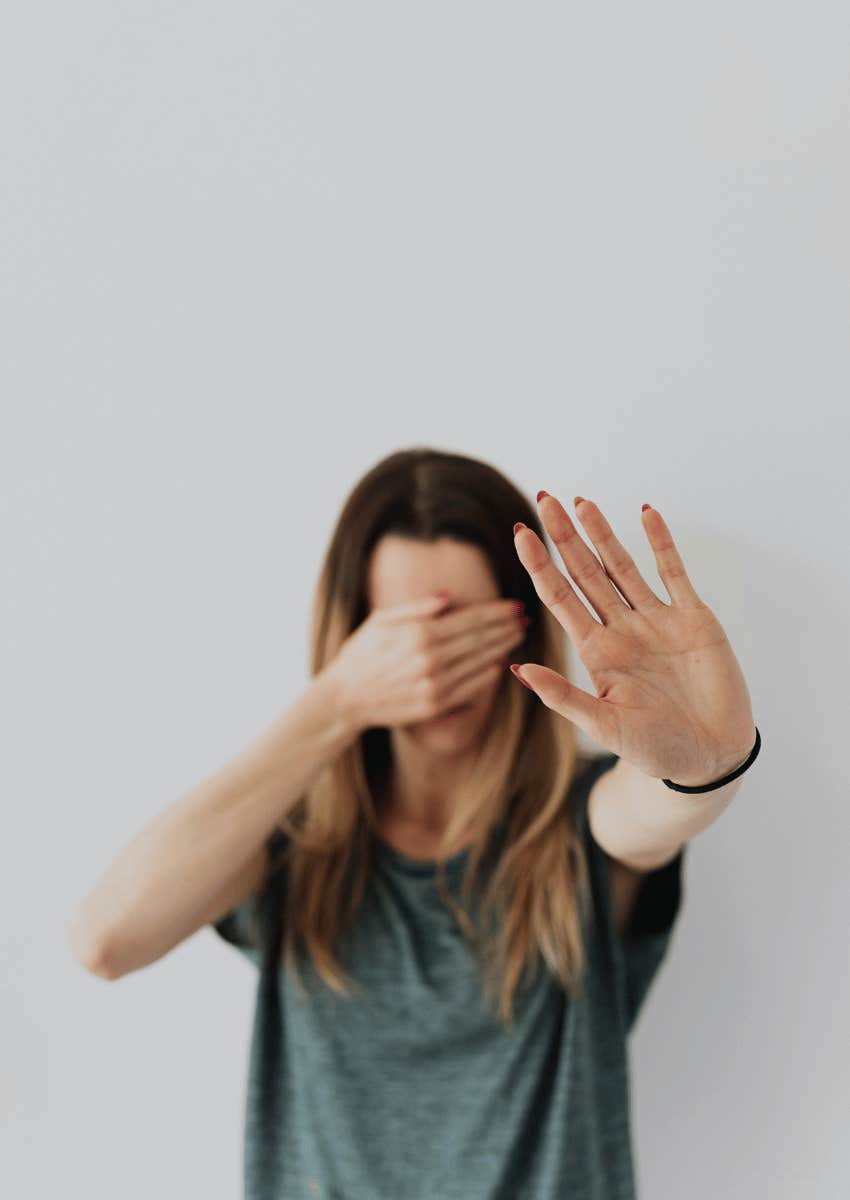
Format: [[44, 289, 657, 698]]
[[373, 777, 661, 939]]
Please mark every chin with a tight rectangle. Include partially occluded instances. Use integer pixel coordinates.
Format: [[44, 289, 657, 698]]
[[410, 683, 501, 742], [414, 703, 484, 744]]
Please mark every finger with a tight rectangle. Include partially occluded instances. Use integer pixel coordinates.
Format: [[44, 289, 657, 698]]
[[438, 660, 506, 713], [572, 497, 664, 613], [435, 612, 529, 664], [640, 504, 703, 607], [380, 590, 454, 623], [513, 522, 599, 646], [425, 597, 527, 645], [535, 492, 630, 624], [439, 624, 526, 689], [509, 662, 615, 746]]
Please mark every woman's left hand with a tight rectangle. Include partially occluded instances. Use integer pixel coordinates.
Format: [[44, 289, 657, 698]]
[[511, 492, 756, 787]]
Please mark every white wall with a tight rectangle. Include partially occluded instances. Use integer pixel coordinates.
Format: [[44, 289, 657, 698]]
[[3, 3, 847, 1196]]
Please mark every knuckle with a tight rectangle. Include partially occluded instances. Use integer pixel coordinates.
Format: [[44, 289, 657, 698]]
[[423, 650, 444, 680], [548, 580, 573, 607], [574, 557, 599, 583], [611, 550, 634, 575], [412, 650, 432, 677]]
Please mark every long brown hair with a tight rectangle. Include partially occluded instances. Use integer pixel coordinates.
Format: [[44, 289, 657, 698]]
[[272, 447, 593, 1026]]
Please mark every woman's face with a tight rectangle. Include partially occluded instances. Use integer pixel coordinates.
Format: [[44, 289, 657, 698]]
[[366, 534, 508, 751]]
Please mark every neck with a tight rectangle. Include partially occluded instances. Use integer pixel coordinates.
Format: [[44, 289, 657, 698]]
[[375, 733, 479, 838]]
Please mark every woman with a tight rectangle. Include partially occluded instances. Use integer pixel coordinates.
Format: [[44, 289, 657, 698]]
[[67, 446, 758, 1199]]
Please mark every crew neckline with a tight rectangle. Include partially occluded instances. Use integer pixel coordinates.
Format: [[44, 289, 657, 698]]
[[371, 814, 511, 878], [372, 834, 473, 877]]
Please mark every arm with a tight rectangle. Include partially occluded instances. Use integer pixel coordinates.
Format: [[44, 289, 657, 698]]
[[511, 493, 758, 937], [589, 745, 751, 938], [65, 668, 357, 980], [589, 744, 752, 873]]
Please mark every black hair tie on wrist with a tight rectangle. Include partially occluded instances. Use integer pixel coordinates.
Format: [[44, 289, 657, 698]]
[[662, 727, 761, 793]]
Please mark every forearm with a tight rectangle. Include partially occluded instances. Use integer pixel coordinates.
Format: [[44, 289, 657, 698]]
[[67, 668, 356, 969], [588, 743, 753, 871]]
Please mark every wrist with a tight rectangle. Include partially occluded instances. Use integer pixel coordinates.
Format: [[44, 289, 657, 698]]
[[312, 664, 363, 744], [712, 726, 759, 779], [715, 748, 754, 777], [668, 728, 758, 789]]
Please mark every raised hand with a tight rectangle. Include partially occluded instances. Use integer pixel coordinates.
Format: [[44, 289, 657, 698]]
[[511, 492, 756, 787]]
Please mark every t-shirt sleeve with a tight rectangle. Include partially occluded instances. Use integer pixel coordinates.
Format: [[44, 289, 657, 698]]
[[571, 751, 686, 1033], [211, 826, 290, 968]]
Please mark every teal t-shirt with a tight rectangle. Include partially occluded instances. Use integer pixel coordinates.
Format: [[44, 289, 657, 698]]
[[212, 752, 686, 1199]]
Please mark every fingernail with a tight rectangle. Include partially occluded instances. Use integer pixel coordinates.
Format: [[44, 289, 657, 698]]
[[511, 601, 526, 613], [642, 503, 651, 512], [513, 522, 526, 534], [574, 495, 585, 508], [510, 664, 535, 691], [536, 490, 550, 502]]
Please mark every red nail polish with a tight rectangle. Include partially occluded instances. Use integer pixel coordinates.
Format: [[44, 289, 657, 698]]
[[536, 490, 550, 502], [642, 503, 651, 512], [574, 495, 585, 508], [514, 522, 526, 534], [510, 664, 535, 691]]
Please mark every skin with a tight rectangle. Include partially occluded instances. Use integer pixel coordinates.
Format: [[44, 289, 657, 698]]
[[366, 534, 520, 858], [366, 491, 756, 938], [511, 492, 755, 783], [511, 490, 757, 938]]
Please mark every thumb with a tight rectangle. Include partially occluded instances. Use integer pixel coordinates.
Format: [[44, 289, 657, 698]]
[[510, 663, 612, 744]]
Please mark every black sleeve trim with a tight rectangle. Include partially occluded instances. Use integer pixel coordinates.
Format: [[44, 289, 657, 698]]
[[624, 846, 684, 941]]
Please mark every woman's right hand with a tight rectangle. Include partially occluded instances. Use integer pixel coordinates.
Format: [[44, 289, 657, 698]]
[[324, 591, 531, 736]]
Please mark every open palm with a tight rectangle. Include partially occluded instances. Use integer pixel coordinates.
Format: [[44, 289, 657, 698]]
[[511, 492, 756, 787]]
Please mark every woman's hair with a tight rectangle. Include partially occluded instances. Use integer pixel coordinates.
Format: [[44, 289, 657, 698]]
[[272, 446, 594, 1027]]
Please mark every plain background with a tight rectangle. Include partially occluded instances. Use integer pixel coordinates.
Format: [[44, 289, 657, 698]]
[[2, 3, 848, 1196]]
